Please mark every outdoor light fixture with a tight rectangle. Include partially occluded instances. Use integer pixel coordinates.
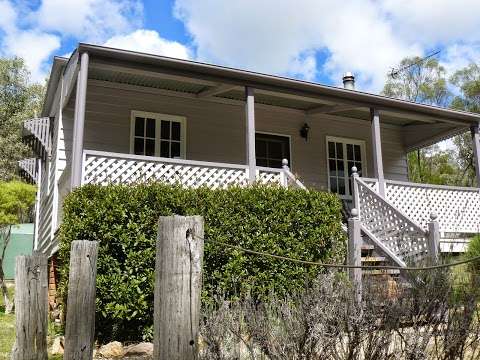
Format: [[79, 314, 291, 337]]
[[300, 123, 310, 141]]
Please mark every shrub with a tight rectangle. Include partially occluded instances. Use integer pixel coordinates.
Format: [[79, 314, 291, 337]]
[[467, 235, 480, 272], [58, 183, 346, 342]]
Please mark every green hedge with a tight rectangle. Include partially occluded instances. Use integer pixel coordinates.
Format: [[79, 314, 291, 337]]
[[58, 183, 346, 342]]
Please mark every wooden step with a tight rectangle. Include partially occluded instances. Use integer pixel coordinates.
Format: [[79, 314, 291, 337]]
[[363, 269, 401, 275], [361, 244, 374, 250], [361, 256, 386, 263]]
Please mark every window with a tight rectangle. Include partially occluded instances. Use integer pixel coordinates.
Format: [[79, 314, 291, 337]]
[[130, 111, 186, 158], [326, 136, 366, 198], [255, 133, 290, 168]]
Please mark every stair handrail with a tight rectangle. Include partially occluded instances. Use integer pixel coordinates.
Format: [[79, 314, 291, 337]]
[[352, 167, 430, 265], [281, 159, 307, 189]]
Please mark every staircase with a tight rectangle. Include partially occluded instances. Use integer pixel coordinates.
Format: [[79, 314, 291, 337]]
[[349, 169, 439, 288]]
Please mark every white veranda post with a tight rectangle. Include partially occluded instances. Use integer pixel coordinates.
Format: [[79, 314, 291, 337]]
[[245, 86, 256, 184], [371, 108, 385, 196], [471, 122, 480, 187]]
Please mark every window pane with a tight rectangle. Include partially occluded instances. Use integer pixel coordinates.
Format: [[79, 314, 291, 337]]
[[336, 142, 343, 159], [146, 118, 155, 138], [256, 140, 267, 158], [329, 159, 337, 176], [171, 122, 181, 141], [356, 162, 362, 175], [135, 117, 144, 136], [337, 160, 344, 177], [354, 145, 361, 161], [347, 144, 354, 161], [171, 142, 180, 158], [330, 177, 337, 193], [256, 158, 268, 167], [134, 137, 144, 155], [145, 139, 155, 156], [328, 142, 335, 158], [161, 120, 170, 139], [269, 159, 282, 168], [268, 141, 282, 159], [338, 178, 346, 195], [348, 161, 355, 176], [160, 141, 170, 157]]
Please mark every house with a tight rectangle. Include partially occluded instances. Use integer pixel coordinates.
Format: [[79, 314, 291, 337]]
[[20, 43, 480, 271]]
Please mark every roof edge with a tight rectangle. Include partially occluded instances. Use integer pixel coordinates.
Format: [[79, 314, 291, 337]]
[[78, 42, 480, 125]]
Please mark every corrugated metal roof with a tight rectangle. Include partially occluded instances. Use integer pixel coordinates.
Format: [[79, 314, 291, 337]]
[[89, 67, 208, 94]]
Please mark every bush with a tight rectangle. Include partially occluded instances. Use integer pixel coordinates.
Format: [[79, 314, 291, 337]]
[[58, 183, 346, 342], [467, 235, 480, 272]]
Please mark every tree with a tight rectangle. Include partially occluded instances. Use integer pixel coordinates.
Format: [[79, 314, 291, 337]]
[[383, 56, 457, 185], [0, 181, 36, 313], [448, 64, 480, 185], [0, 58, 45, 181], [382, 56, 451, 106], [407, 145, 460, 185]]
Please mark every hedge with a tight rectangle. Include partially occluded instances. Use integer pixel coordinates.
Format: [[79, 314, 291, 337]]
[[58, 183, 346, 342]]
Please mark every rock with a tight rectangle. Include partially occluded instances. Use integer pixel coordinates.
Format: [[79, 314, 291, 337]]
[[124, 342, 153, 357], [98, 341, 124, 358], [51, 336, 64, 355]]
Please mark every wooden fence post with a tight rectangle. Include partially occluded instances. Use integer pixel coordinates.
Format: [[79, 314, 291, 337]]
[[11, 253, 48, 360], [64, 240, 99, 360], [427, 213, 440, 263], [348, 208, 362, 304], [154, 216, 204, 360]]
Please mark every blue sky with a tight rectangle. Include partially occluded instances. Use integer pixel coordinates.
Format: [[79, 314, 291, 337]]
[[1, 0, 479, 93]]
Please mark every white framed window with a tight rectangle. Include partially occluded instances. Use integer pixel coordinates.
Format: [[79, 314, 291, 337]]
[[130, 111, 186, 158], [255, 132, 291, 168], [326, 136, 366, 199]]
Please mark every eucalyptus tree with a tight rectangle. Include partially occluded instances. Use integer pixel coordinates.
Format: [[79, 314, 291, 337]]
[[0, 57, 45, 181]]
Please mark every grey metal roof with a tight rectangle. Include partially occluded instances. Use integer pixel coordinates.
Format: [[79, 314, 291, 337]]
[[76, 43, 480, 125]]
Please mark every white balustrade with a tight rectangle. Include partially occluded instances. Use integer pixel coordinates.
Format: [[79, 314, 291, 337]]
[[81, 150, 286, 189], [18, 158, 38, 183], [23, 117, 51, 154], [355, 177, 429, 265], [363, 178, 480, 234]]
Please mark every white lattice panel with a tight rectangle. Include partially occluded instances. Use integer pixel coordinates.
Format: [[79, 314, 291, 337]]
[[82, 151, 287, 189], [357, 179, 429, 263], [256, 169, 282, 186], [361, 179, 480, 234], [18, 158, 38, 183]]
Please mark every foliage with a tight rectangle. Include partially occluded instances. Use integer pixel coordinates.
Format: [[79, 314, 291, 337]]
[[0, 181, 36, 226], [467, 235, 480, 273], [382, 56, 451, 106], [58, 183, 346, 342], [407, 146, 461, 185], [200, 270, 480, 359], [0, 181, 36, 314], [0, 57, 45, 181]]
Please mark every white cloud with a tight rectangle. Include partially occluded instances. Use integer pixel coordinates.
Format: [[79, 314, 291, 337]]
[[34, 0, 144, 42], [0, 0, 144, 82], [174, 0, 480, 92], [0, 0, 60, 82], [103, 29, 192, 59]]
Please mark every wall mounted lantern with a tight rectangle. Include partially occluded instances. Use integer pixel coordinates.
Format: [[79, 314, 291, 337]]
[[300, 123, 310, 141]]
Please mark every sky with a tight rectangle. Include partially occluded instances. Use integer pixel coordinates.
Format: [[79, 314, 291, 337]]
[[0, 0, 479, 94]]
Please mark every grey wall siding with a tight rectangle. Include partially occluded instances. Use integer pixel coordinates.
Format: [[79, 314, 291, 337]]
[[70, 82, 409, 189]]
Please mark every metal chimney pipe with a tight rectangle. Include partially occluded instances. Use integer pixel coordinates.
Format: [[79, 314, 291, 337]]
[[342, 72, 355, 90]]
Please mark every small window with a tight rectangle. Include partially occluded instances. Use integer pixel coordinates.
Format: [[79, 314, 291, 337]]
[[130, 112, 186, 158], [326, 137, 366, 199], [255, 133, 290, 168]]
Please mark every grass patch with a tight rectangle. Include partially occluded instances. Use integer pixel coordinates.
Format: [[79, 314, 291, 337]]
[[0, 313, 15, 360]]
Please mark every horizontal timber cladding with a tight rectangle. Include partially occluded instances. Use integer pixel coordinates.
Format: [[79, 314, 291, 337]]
[[60, 81, 408, 190]]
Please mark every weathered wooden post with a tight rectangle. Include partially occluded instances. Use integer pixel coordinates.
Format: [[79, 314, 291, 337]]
[[348, 208, 362, 305], [11, 253, 48, 360], [154, 216, 204, 360], [64, 240, 99, 360], [427, 213, 440, 263]]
